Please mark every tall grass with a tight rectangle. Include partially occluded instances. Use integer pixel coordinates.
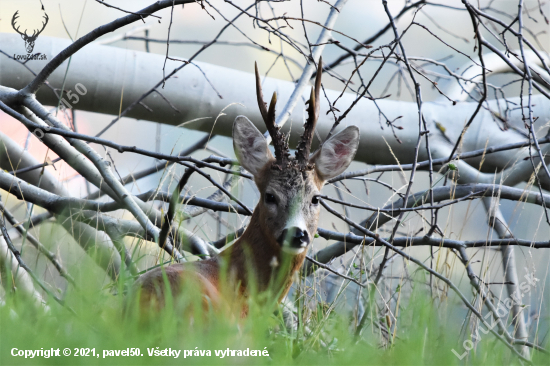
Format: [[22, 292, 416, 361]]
[[1, 263, 547, 366]]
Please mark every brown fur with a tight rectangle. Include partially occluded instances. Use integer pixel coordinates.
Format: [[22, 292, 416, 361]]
[[134, 158, 324, 317], [133, 259, 221, 312]]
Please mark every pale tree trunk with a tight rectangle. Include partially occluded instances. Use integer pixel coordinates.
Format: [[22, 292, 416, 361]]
[[0, 33, 549, 178]]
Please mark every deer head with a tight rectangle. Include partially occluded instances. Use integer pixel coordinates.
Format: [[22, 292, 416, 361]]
[[233, 59, 360, 256], [11, 10, 49, 54]]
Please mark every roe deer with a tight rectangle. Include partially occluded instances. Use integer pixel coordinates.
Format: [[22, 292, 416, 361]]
[[134, 60, 360, 316]]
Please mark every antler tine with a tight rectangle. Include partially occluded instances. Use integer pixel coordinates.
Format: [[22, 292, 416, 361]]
[[255, 62, 288, 165], [313, 56, 322, 122], [11, 11, 23, 35], [37, 13, 49, 35], [254, 62, 268, 122], [295, 57, 323, 167]]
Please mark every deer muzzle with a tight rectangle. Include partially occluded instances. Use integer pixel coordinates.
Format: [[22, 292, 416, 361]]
[[278, 226, 310, 254]]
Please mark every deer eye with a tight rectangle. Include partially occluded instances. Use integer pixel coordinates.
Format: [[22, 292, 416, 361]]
[[311, 196, 319, 205], [265, 193, 277, 204]]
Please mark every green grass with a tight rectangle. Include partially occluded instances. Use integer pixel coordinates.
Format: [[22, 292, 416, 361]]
[[1, 264, 548, 366]]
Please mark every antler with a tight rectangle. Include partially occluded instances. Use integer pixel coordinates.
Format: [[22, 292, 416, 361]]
[[295, 57, 322, 168], [11, 11, 48, 38], [255, 62, 289, 166], [11, 11, 25, 36], [35, 13, 49, 37]]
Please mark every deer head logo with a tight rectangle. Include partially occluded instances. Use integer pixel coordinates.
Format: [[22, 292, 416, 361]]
[[11, 10, 49, 54]]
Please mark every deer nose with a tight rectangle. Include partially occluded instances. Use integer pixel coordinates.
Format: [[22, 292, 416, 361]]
[[280, 227, 310, 249]]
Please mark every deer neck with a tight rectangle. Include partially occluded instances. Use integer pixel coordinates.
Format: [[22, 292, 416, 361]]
[[218, 208, 307, 301]]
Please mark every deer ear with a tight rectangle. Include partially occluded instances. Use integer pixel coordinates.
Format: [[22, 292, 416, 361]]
[[233, 115, 274, 176], [311, 126, 360, 181]]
